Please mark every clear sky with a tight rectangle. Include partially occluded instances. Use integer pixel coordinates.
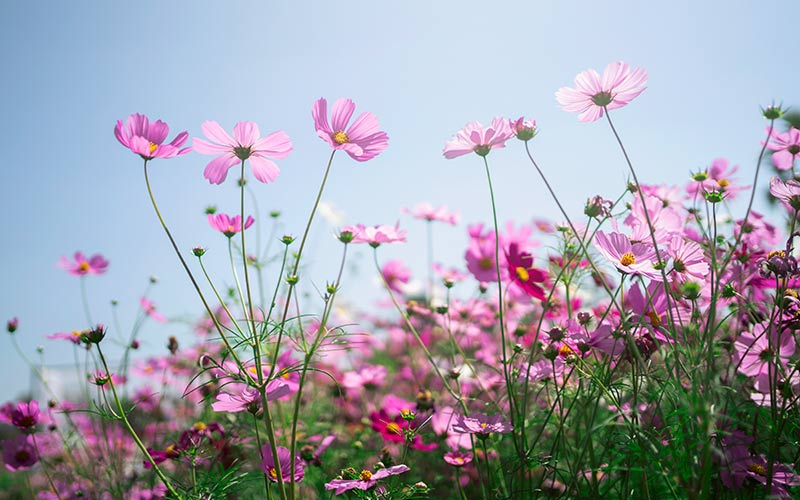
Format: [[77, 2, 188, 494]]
[[1, 0, 798, 403]]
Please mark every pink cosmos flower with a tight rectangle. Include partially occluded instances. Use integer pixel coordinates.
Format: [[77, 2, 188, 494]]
[[325, 464, 410, 495], [668, 236, 709, 283], [46, 329, 85, 345], [767, 127, 800, 170], [443, 450, 473, 467], [734, 323, 795, 377], [193, 121, 292, 184], [555, 61, 647, 122], [2, 435, 38, 471], [509, 116, 537, 141], [261, 445, 304, 483], [443, 118, 513, 158], [770, 176, 800, 212], [10, 401, 40, 431], [344, 223, 407, 247], [505, 243, 548, 301], [114, 113, 191, 161], [686, 158, 748, 200], [593, 231, 662, 281], [451, 413, 513, 436], [404, 202, 459, 225], [58, 252, 109, 276], [140, 297, 167, 323], [312, 98, 388, 161], [207, 213, 255, 238], [380, 260, 411, 293]]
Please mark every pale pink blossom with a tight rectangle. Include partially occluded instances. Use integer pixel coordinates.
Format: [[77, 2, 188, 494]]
[[556, 61, 647, 122], [312, 98, 388, 161], [443, 118, 513, 159], [193, 121, 292, 184]]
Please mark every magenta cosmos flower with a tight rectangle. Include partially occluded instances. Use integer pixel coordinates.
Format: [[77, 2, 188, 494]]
[[58, 252, 109, 276], [444, 450, 473, 467], [556, 61, 647, 122], [312, 98, 388, 161], [115, 113, 191, 161], [193, 121, 292, 185], [10, 400, 40, 431], [208, 213, 255, 238], [261, 445, 304, 483], [506, 243, 548, 301], [443, 118, 513, 159], [3, 435, 38, 471], [325, 464, 410, 495], [767, 127, 800, 170]]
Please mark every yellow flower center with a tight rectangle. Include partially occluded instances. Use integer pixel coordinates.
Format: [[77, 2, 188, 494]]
[[78, 261, 91, 273], [386, 422, 402, 435], [480, 422, 488, 429], [559, 345, 574, 356], [269, 467, 278, 479], [515, 266, 530, 282], [748, 463, 766, 476], [247, 366, 258, 375], [619, 252, 636, 266], [479, 257, 493, 270], [717, 178, 729, 188], [193, 422, 207, 431], [768, 250, 786, 259], [282, 372, 291, 379], [148, 142, 158, 154], [333, 131, 349, 144], [227, 225, 235, 234], [360, 470, 373, 481], [454, 457, 464, 464], [647, 311, 661, 327], [71, 330, 83, 338]]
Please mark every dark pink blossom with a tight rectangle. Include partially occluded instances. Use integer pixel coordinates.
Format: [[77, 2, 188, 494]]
[[505, 243, 547, 301], [2, 435, 38, 471], [444, 450, 473, 467], [10, 400, 39, 431], [115, 113, 191, 161], [261, 445, 304, 483]]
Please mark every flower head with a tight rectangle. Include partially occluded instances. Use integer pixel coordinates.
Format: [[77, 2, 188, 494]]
[[193, 121, 292, 185], [404, 202, 459, 225], [444, 450, 473, 467], [593, 231, 662, 281], [766, 127, 800, 170], [3, 435, 38, 471], [556, 62, 647, 122], [208, 213, 255, 238], [343, 223, 407, 247], [443, 118, 513, 159], [114, 113, 191, 160], [261, 445, 304, 483], [140, 297, 167, 323], [10, 401, 39, 431], [451, 413, 513, 436], [510, 117, 537, 141], [58, 252, 109, 276], [325, 464, 410, 495], [312, 98, 388, 161], [506, 243, 548, 300], [770, 176, 800, 212]]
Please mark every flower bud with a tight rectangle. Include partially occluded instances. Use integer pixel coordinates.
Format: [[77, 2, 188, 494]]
[[192, 246, 206, 257], [81, 324, 106, 344], [6, 317, 18, 333], [762, 104, 784, 120], [286, 275, 299, 285], [281, 235, 295, 245], [204, 205, 217, 215]]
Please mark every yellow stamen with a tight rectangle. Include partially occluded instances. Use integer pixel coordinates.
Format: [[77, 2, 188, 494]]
[[78, 262, 91, 273], [619, 252, 636, 266], [386, 422, 402, 435], [647, 311, 661, 328], [227, 225, 235, 234], [71, 330, 83, 338], [559, 345, 574, 356], [515, 266, 530, 282], [748, 463, 766, 476], [479, 257, 493, 270], [480, 422, 488, 429], [717, 178, 730, 188], [768, 250, 786, 259], [193, 422, 207, 431], [269, 467, 278, 479], [148, 142, 158, 154], [360, 470, 373, 481], [454, 457, 464, 464], [333, 131, 349, 144]]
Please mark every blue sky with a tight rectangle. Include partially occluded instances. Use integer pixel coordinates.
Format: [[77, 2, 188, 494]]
[[1, 0, 798, 402]]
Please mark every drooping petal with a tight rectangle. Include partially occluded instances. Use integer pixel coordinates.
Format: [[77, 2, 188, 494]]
[[249, 155, 281, 183], [203, 154, 239, 184]]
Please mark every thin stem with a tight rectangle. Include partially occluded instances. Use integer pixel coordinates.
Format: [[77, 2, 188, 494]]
[[96, 344, 181, 499]]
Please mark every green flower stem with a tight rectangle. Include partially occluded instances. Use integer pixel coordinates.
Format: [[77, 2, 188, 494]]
[[96, 344, 181, 499], [270, 150, 336, 376], [289, 242, 349, 500], [143, 160, 244, 368]]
